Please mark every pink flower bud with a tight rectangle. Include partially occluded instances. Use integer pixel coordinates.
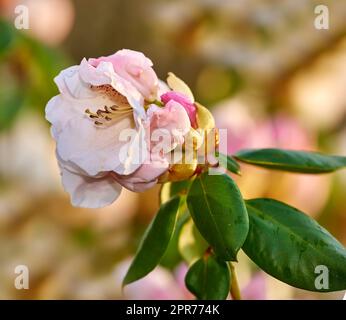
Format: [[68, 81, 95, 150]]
[[161, 91, 197, 128]]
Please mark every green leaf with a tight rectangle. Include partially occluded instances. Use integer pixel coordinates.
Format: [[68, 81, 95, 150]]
[[0, 87, 24, 131], [160, 210, 190, 269], [0, 19, 15, 57], [160, 182, 191, 268], [123, 196, 181, 286], [185, 254, 230, 300], [187, 173, 249, 261], [23, 36, 68, 111], [216, 152, 241, 175], [178, 218, 208, 265], [235, 148, 346, 173], [160, 180, 191, 204], [243, 198, 346, 292]]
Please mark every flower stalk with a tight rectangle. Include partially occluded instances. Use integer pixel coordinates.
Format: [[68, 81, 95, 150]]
[[229, 262, 242, 300]]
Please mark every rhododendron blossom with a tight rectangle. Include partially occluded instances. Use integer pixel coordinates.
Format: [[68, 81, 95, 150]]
[[46, 49, 217, 208]]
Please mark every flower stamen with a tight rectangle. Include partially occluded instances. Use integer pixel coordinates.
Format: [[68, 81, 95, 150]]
[[85, 105, 133, 126]]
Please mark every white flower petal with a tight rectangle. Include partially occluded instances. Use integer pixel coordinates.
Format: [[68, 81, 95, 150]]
[[45, 95, 79, 140], [61, 168, 122, 208], [55, 65, 95, 99], [79, 58, 112, 86], [57, 150, 89, 176], [157, 79, 170, 97], [46, 85, 135, 138], [54, 65, 78, 96], [57, 114, 145, 176], [116, 117, 148, 175]]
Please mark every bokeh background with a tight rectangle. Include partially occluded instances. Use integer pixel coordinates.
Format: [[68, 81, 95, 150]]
[[0, 0, 345, 299]]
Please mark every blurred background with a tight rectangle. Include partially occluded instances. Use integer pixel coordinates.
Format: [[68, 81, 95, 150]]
[[0, 0, 345, 299]]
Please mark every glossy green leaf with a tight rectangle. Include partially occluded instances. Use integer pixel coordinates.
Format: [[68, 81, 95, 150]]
[[216, 152, 241, 175], [160, 210, 190, 269], [123, 196, 181, 286], [160, 181, 191, 268], [235, 148, 346, 173], [187, 173, 249, 261], [178, 218, 208, 265], [185, 254, 230, 300], [243, 198, 346, 292]]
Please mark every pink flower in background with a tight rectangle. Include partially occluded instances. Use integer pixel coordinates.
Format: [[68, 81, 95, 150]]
[[115, 260, 188, 300], [3, 0, 75, 45], [213, 99, 314, 155], [46, 49, 191, 208], [241, 272, 267, 300], [213, 98, 331, 215]]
